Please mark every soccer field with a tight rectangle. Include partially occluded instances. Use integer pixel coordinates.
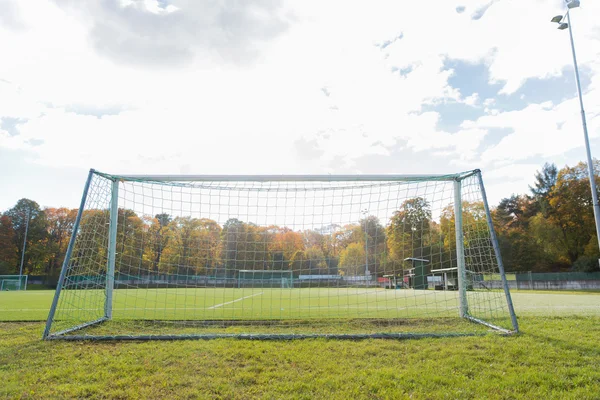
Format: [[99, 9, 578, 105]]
[[1, 290, 599, 398], [2, 287, 466, 322], [2, 288, 599, 322]]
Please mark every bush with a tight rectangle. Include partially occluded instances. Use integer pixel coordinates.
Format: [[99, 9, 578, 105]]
[[0, 261, 14, 275], [571, 255, 600, 272]]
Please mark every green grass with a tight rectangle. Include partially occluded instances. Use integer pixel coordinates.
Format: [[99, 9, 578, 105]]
[[1, 317, 599, 399], [2, 287, 478, 321], [3, 287, 515, 336], [1, 290, 600, 398]]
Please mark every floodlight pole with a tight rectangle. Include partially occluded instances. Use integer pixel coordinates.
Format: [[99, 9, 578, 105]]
[[362, 209, 370, 276], [18, 208, 30, 285], [564, 9, 600, 260]]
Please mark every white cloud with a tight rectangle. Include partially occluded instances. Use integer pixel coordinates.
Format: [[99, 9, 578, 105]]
[[464, 93, 480, 107], [1, 0, 600, 209]]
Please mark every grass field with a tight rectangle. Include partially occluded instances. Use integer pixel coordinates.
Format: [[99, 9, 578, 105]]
[[1, 289, 600, 398], [2, 287, 506, 321]]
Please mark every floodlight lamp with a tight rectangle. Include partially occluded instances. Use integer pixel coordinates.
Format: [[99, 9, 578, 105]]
[[558, 23, 569, 30], [565, 0, 580, 9], [551, 15, 563, 23]]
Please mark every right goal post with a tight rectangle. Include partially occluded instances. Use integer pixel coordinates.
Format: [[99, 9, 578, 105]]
[[43, 169, 518, 340]]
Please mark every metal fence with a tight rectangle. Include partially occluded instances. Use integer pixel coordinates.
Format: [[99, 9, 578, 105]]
[[479, 271, 600, 290]]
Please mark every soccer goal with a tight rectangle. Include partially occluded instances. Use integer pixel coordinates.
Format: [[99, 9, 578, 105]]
[[43, 169, 518, 340], [238, 270, 294, 289], [0, 275, 28, 291]]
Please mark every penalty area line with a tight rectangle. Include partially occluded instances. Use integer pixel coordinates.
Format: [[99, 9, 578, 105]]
[[207, 292, 264, 309]]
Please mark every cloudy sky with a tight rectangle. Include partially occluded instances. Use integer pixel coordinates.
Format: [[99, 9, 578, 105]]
[[1, 0, 599, 212]]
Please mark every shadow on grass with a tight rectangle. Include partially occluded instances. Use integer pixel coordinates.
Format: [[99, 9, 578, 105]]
[[519, 316, 600, 357]]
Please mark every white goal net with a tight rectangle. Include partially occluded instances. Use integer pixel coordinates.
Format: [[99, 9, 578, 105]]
[[44, 169, 518, 340]]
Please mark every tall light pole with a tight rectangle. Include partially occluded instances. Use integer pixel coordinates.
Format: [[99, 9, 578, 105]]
[[19, 208, 31, 288], [551, 0, 600, 264], [361, 209, 370, 276]]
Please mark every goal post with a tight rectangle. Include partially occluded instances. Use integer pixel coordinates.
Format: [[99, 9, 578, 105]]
[[43, 169, 518, 340], [105, 179, 119, 320]]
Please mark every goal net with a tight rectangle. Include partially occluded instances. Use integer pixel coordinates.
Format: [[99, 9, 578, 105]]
[[44, 169, 518, 340]]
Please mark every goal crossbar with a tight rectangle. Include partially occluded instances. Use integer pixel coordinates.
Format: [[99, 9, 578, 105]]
[[94, 170, 481, 183]]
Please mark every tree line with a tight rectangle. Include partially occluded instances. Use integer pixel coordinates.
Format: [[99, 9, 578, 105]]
[[1, 160, 599, 282], [494, 160, 600, 272], [0, 198, 456, 280]]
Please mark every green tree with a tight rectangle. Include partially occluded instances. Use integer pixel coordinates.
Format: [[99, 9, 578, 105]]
[[530, 163, 558, 217], [221, 218, 264, 276], [161, 217, 222, 275], [4, 199, 48, 274], [0, 214, 18, 274], [547, 161, 600, 263], [528, 213, 568, 269], [495, 195, 536, 231], [387, 198, 432, 262], [304, 246, 327, 274], [359, 215, 385, 276]]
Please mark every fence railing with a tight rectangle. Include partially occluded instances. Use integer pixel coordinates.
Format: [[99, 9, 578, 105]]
[[478, 271, 600, 290]]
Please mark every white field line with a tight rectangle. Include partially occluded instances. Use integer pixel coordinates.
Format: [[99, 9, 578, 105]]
[[0, 306, 450, 312], [347, 290, 385, 296], [3, 305, 600, 313], [207, 292, 264, 309], [0, 305, 458, 312]]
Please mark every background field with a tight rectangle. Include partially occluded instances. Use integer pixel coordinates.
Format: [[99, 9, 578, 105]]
[[1, 289, 600, 398]]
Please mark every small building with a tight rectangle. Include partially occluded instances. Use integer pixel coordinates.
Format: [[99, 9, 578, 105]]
[[403, 258, 429, 290], [430, 267, 474, 291], [430, 267, 459, 290]]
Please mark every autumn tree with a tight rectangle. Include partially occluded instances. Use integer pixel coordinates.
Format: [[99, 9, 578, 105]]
[[161, 217, 222, 275], [268, 227, 304, 267], [221, 218, 265, 276], [44, 208, 77, 279], [304, 246, 328, 274], [114, 209, 148, 274], [4, 199, 47, 274], [147, 213, 172, 273], [0, 214, 17, 274], [333, 224, 363, 253], [547, 161, 600, 263], [339, 242, 366, 276], [387, 197, 432, 262]]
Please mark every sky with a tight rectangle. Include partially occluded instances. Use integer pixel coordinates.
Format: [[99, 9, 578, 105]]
[[1, 0, 599, 212]]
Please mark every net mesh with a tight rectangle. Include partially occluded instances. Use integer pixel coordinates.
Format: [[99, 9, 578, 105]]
[[46, 171, 515, 338]]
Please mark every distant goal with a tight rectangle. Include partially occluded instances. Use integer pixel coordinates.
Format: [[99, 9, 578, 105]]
[[43, 169, 518, 340], [0, 275, 28, 291]]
